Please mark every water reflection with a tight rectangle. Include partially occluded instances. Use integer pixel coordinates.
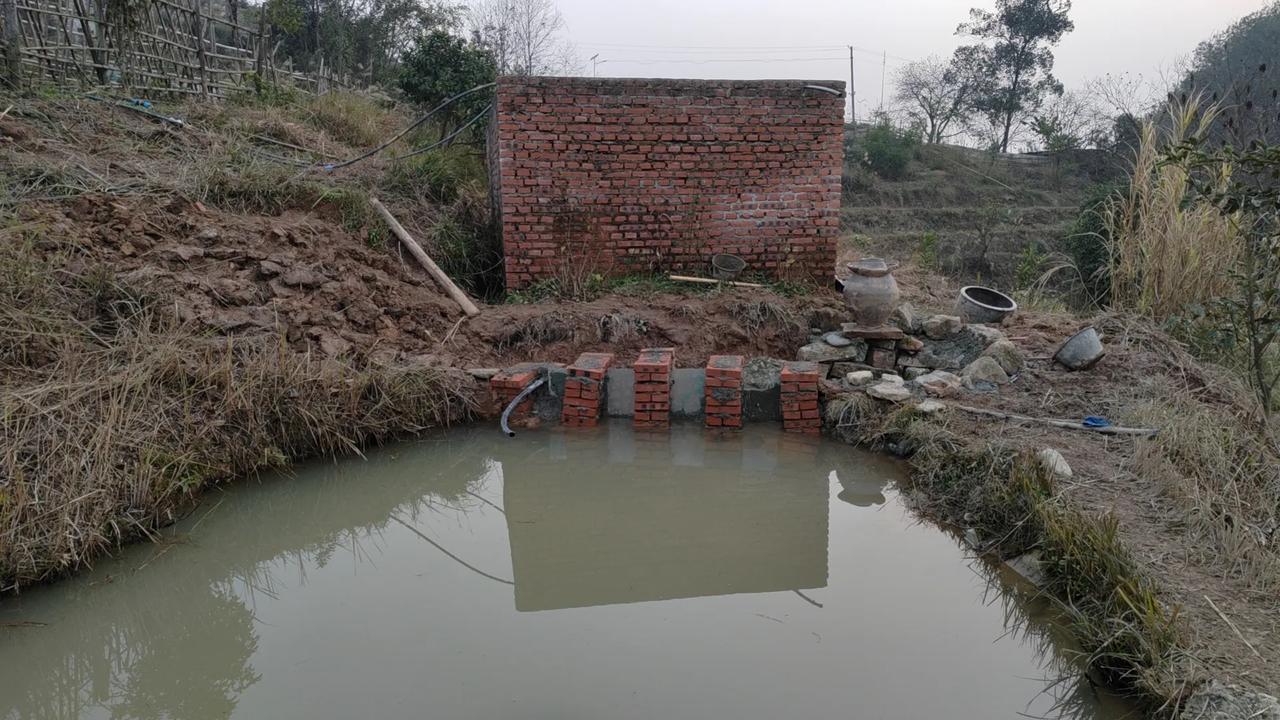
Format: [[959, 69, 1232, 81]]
[[503, 428, 830, 611], [0, 424, 1131, 720]]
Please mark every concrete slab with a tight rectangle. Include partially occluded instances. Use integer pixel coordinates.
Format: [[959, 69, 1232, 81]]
[[671, 368, 705, 418], [605, 368, 635, 417]]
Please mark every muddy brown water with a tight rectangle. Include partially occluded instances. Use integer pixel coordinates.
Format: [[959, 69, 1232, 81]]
[[0, 424, 1136, 719]]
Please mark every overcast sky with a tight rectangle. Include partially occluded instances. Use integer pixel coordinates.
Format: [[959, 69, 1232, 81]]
[[555, 0, 1271, 118]]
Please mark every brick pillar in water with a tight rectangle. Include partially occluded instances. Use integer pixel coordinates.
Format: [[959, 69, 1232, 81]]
[[563, 352, 614, 428], [781, 361, 821, 434], [705, 355, 744, 429], [633, 348, 674, 430], [490, 365, 541, 422]]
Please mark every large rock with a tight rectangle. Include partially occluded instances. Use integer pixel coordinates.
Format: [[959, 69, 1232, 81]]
[[913, 370, 962, 397], [967, 324, 1006, 347], [892, 302, 921, 333], [922, 314, 964, 340], [1036, 448, 1073, 479], [983, 339, 1025, 375], [797, 339, 868, 364], [1183, 681, 1280, 720], [962, 356, 1010, 386], [866, 382, 913, 403]]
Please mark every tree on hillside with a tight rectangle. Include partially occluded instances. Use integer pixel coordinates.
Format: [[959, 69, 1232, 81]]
[[1027, 90, 1107, 152], [399, 29, 496, 134], [1181, 1, 1280, 143], [953, 0, 1075, 153], [262, 0, 457, 82], [467, 0, 576, 76], [893, 55, 978, 144]]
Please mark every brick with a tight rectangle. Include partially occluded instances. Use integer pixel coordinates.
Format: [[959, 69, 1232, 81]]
[[493, 78, 842, 290]]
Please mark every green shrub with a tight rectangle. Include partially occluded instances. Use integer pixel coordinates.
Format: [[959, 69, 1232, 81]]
[[1063, 181, 1122, 306], [858, 122, 919, 180]]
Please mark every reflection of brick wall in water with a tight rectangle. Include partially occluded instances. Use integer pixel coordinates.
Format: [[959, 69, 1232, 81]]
[[491, 76, 845, 289]]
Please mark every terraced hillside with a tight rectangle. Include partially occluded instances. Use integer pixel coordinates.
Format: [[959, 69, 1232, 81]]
[[839, 137, 1125, 290]]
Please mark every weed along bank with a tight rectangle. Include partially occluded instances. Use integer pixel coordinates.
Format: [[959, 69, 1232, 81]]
[[5, 9, 1280, 714]]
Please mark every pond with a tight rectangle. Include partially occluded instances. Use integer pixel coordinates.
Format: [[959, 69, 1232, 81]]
[[0, 424, 1135, 719]]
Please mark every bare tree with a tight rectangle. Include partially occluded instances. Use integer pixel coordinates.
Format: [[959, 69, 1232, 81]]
[[468, 0, 576, 76], [893, 55, 976, 144]]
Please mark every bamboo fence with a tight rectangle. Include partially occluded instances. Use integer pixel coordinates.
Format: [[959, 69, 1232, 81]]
[[2, 0, 342, 98]]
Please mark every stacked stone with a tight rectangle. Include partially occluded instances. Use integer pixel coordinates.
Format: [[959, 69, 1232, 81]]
[[562, 352, 615, 428], [633, 348, 674, 430], [704, 355, 744, 429], [489, 364, 542, 422], [780, 360, 821, 434]]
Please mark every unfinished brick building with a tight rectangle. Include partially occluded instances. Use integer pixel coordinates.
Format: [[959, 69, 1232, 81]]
[[489, 76, 845, 289]]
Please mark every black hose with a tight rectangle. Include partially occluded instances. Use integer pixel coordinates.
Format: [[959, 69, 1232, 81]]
[[322, 82, 496, 171], [398, 104, 492, 159], [500, 376, 546, 438]]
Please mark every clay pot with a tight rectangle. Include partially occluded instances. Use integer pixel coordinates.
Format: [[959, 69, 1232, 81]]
[[841, 258, 900, 327], [1055, 327, 1106, 370], [956, 285, 1018, 324]]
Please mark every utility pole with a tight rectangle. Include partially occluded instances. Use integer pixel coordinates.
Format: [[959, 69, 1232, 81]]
[[847, 46, 856, 125], [590, 53, 606, 77], [879, 50, 887, 115]]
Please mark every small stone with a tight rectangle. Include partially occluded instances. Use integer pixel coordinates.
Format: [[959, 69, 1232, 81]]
[[845, 370, 875, 386], [280, 266, 326, 288], [196, 227, 220, 242], [169, 244, 204, 261], [904, 366, 929, 381], [1036, 448, 1073, 479], [982, 339, 1025, 374], [822, 331, 853, 348], [893, 302, 920, 333], [879, 373, 904, 385], [914, 370, 962, 397], [866, 382, 913, 403], [922, 314, 964, 340], [962, 356, 1010, 386], [258, 259, 285, 278], [897, 336, 924, 353], [916, 399, 946, 414], [963, 528, 983, 550]]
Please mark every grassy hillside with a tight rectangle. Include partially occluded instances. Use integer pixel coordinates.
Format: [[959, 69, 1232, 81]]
[[840, 131, 1125, 290]]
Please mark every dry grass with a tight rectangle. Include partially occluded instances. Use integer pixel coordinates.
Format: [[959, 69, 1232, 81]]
[[1104, 94, 1239, 321], [728, 299, 807, 345], [0, 240, 477, 592], [1129, 398, 1280, 592]]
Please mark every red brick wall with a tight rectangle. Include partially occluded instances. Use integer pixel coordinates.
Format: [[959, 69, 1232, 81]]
[[491, 76, 845, 289]]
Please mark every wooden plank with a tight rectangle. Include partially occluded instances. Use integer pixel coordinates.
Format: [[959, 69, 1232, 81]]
[[668, 274, 765, 288], [370, 197, 481, 318]]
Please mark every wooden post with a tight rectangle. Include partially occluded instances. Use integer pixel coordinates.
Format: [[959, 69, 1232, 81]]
[[253, 5, 264, 79], [369, 197, 481, 318], [1, 0, 22, 88], [190, 0, 206, 94]]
